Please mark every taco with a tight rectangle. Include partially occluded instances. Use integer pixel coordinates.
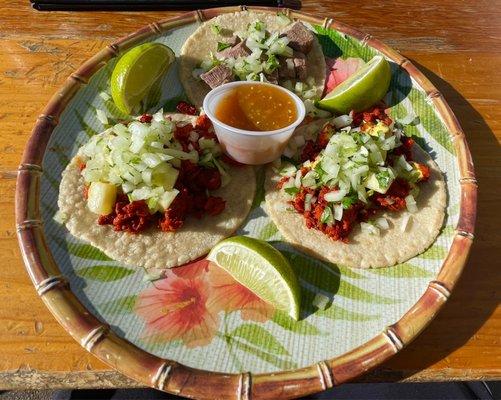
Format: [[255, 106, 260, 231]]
[[265, 106, 446, 268], [58, 111, 255, 273], [179, 11, 326, 108]]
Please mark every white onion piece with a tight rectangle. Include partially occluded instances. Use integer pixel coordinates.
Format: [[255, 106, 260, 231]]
[[374, 217, 389, 230], [400, 214, 412, 232], [361, 222, 380, 236], [405, 194, 418, 213], [332, 114, 353, 129], [312, 293, 329, 310], [324, 189, 347, 202]]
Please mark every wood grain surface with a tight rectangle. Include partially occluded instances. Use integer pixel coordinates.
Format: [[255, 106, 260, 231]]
[[1, 0, 500, 391]]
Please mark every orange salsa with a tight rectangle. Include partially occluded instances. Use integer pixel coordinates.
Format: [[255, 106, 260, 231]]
[[215, 84, 297, 131]]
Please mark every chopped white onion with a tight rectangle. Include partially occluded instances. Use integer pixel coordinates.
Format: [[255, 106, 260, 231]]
[[333, 204, 343, 221], [96, 109, 108, 125], [405, 194, 418, 213], [400, 213, 412, 232], [324, 189, 347, 202], [304, 193, 313, 212], [361, 222, 380, 236], [374, 217, 389, 230], [332, 114, 353, 129], [312, 293, 330, 310]]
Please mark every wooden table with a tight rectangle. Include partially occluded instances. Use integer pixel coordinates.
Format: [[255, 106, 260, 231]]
[[0, 0, 499, 391]]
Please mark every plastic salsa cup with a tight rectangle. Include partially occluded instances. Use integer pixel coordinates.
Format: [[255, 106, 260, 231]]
[[203, 81, 306, 165]]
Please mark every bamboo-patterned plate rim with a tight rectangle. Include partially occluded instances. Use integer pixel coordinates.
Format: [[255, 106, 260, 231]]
[[15, 6, 477, 399]]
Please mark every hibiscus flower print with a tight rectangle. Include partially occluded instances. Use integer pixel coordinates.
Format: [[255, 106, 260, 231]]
[[135, 269, 219, 348], [207, 262, 275, 323]]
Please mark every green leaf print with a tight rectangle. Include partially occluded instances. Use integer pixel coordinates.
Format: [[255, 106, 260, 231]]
[[42, 200, 57, 218], [162, 94, 189, 112], [98, 295, 137, 314], [366, 263, 433, 278], [407, 88, 454, 155], [75, 110, 99, 138], [251, 166, 266, 210], [51, 236, 113, 261], [43, 174, 59, 192], [314, 25, 376, 61], [258, 221, 279, 241], [299, 286, 379, 321], [283, 250, 398, 304], [279, 249, 365, 280], [230, 323, 289, 356], [419, 245, 448, 260], [441, 226, 455, 237], [317, 302, 380, 322], [76, 265, 136, 282], [225, 335, 298, 370], [271, 310, 322, 335]]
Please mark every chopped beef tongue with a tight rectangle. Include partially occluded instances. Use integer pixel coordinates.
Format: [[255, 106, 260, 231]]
[[277, 52, 307, 80], [217, 41, 251, 59], [266, 69, 279, 84], [292, 51, 307, 80], [278, 57, 295, 79], [281, 21, 314, 54], [200, 64, 234, 89]]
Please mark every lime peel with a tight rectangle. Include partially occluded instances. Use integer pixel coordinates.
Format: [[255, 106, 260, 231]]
[[207, 236, 301, 320], [110, 43, 175, 115]]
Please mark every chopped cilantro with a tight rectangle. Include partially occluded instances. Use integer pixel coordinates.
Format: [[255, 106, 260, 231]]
[[284, 187, 300, 195], [253, 21, 265, 32], [211, 24, 222, 35], [265, 54, 279, 73], [217, 42, 231, 52], [320, 206, 333, 224], [341, 193, 358, 209], [376, 170, 392, 188]]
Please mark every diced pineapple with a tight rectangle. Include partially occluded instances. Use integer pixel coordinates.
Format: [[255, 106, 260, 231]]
[[159, 189, 179, 211], [152, 164, 179, 190], [364, 169, 394, 194], [87, 182, 117, 215], [367, 121, 390, 137]]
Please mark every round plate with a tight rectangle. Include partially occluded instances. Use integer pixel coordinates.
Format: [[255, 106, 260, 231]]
[[16, 6, 477, 399]]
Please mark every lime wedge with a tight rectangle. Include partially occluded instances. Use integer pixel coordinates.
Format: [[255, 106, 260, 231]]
[[207, 236, 301, 320], [317, 55, 391, 114], [110, 43, 175, 115]]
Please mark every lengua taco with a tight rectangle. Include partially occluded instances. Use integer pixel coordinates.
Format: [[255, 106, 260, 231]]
[[265, 106, 446, 268], [58, 111, 255, 273], [179, 11, 326, 109]]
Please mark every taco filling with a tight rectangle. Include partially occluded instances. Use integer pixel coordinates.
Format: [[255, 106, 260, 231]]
[[195, 19, 317, 95], [78, 106, 238, 234], [274, 105, 431, 242]]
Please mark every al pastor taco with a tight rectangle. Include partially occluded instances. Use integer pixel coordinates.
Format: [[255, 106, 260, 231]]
[[58, 111, 255, 273], [265, 106, 446, 268]]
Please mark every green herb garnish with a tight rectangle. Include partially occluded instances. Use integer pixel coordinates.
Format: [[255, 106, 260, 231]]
[[217, 42, 231, 52], [284, 187, 300, 195], [376, 170, 392, 188], [341, 193, 358, 209], [211, 24, 222, 35], [320, 206, 333, 224]]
